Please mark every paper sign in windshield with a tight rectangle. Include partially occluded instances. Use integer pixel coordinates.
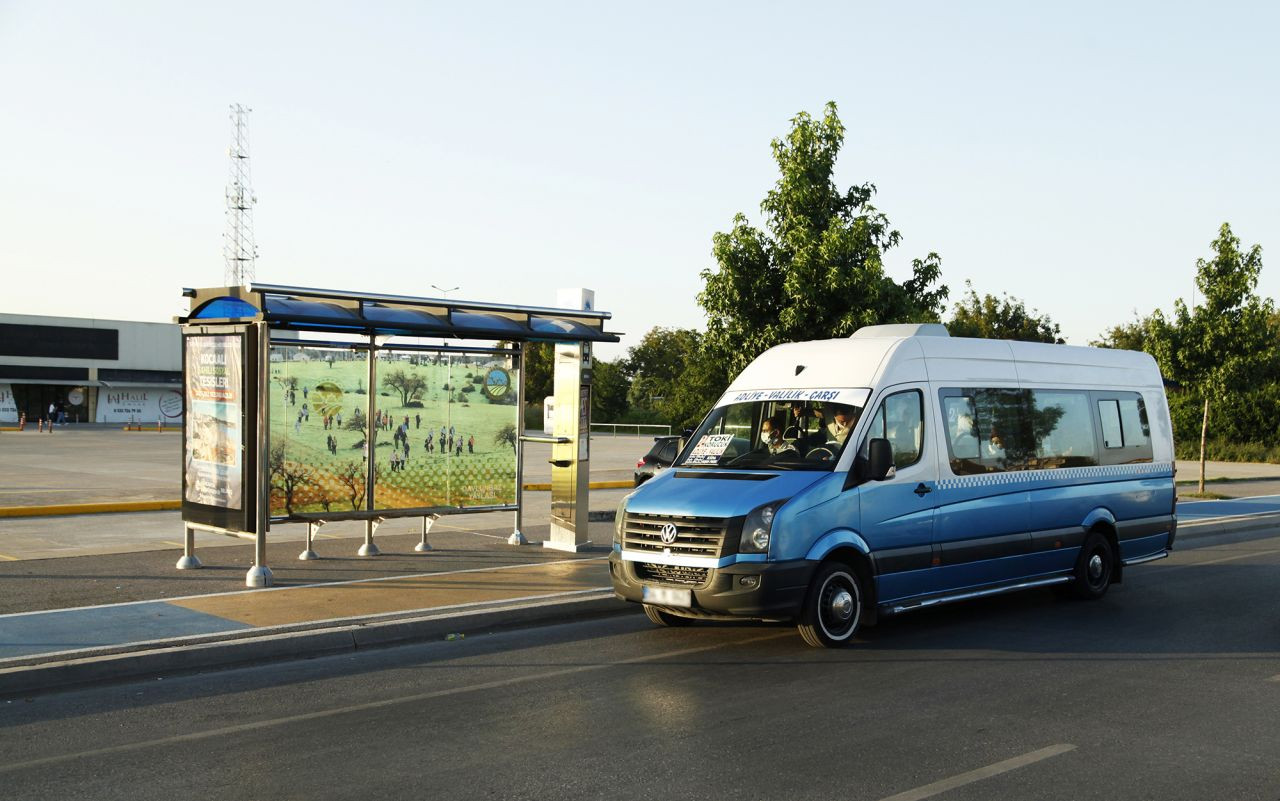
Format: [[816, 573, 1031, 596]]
[[684, 433, 734, 465]]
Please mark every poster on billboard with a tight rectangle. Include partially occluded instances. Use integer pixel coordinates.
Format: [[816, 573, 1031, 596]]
[[265, 346, 518, 518], [184, 335, 244, 509], [97, 388, 185, 423], [0, 384, 16, 423]]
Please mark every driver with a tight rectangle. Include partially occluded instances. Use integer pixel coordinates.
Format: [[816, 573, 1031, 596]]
[[761, 416, 797, 455]]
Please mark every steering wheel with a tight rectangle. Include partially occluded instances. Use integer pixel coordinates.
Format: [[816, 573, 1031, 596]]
[[804, 446, 835, 462]]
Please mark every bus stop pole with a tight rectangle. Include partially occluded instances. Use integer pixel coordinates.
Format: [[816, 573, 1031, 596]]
[[247, 321, 274, 588], [359, 334, 381, 556], [508, 342, 528, 545]]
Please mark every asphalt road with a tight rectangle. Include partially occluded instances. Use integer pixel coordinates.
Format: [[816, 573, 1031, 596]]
[[2, 524, 1278, 800]]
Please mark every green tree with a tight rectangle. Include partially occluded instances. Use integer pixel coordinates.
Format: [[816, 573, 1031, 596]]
[[381, 368, 426, 406], [698, 102, 947, 378], [625, 327, 702, 412], [1097, 224, 1273, 487], [522, 342, 554, 403], [591, 358, 630, 422], [947, 281, 1064, 343]]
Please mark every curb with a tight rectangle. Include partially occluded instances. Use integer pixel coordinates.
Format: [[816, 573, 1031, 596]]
[[0, 590, 633, 697]]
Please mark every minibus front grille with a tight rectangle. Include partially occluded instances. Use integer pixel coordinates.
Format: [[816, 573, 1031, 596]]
[[634, 562, 710, 587], [623, 513, 731, 557]]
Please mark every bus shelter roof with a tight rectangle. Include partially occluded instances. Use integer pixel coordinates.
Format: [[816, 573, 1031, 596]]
[[180, 283, 620, 344]]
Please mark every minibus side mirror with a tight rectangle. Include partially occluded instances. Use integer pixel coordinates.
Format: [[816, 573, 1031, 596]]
[[844, 438, 894, 490], [679, 428, 693, 450], [867, 438, 894, 481]]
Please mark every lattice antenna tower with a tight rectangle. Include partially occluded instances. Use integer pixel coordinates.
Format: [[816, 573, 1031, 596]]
[[222, 103, 258, 286]]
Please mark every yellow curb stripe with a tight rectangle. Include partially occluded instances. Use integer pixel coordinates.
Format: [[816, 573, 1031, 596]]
[[0, 553, 19, 561], [0, 500, 182, 518], [0, 481, 633, 517]]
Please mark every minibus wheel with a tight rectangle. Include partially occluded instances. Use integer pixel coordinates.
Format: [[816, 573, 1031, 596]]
[[1070, 531, 1115, 600], [643, 604, 692, 627], [797, 562, 864, 648]]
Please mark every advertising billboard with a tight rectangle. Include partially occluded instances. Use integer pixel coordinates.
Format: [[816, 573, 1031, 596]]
[[265, 345, 518, 519], [183, 334, 245, 510]]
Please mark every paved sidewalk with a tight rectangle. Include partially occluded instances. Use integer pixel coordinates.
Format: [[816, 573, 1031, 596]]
[[0, 519, 617, 665]]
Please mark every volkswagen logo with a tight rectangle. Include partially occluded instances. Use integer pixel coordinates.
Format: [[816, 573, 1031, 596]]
[[659, 523, 678, 544]]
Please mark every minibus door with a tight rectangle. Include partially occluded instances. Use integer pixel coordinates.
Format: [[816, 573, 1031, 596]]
[[855, 385, 943, 603]]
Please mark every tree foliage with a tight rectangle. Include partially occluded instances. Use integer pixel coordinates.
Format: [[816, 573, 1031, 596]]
[[698, 101, 947, 377], [1095, 223, 1276, 446], [947, 281, 1064, 343], [381, 368, 426, 407]]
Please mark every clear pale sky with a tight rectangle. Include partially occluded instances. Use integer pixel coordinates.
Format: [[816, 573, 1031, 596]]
[[2, 1, 1277, 360]]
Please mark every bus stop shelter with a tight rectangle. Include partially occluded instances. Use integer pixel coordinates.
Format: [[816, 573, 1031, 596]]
[[176, 283, 618, 586]]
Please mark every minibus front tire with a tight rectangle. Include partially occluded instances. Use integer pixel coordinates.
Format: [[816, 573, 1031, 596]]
[[643, 604, 692, 627], [797, 561, 866, 648]]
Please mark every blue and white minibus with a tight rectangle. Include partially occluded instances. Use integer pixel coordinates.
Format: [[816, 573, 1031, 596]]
[[609, 324, 1176, 647]]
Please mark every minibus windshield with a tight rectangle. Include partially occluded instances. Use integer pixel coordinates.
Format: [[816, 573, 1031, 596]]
[[676, 393, 868, 471]]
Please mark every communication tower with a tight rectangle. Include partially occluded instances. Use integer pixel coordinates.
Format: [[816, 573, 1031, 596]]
[[223, 103, 258, 286]]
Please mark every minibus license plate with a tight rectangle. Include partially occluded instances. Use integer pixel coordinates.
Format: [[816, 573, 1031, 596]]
[[643, 586, 691, 607]]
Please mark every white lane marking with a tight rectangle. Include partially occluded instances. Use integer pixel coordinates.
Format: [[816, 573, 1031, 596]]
[[0, 556, 607, 620], [1269, 675, 1280, 683], [878, 744, 1077, 801], [0, 630, 790, 774], [1185, 548, 1280, 567]]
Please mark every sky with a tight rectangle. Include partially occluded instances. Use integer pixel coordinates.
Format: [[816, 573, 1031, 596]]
[[2, 1, 1277, 361]]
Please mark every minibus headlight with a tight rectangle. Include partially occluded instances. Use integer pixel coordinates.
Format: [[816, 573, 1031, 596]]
[[740, 502, 781, 554]]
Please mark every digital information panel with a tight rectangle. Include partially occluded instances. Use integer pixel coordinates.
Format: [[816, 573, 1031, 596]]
[[184, 334, 246, 511], [266, 345, 518, 519]]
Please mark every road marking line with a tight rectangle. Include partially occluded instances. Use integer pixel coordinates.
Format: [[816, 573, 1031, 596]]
[[1188, 548, 1280, 567], [878, 744, 1077, 801], [160, 541, 185, 548], [0, 630, 790, 774], [0, 553, 19, 561]]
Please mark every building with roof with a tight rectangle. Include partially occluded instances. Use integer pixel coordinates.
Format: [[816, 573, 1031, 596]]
[[0, 313, 181, 424]]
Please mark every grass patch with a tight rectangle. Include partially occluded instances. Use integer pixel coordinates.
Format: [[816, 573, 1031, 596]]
[[1179, 491, 1230, 500], [1174, 440, 1280, 463]]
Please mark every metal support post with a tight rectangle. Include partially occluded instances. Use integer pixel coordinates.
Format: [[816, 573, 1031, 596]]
[[359, 517, 383, 556], [509, 342, 528, 546], [359, 335, 381, 557], [299, 520, 324, 560], [175, 524, 202, 570], [246, 322, 274, 588], [415, 514, 439, 552]]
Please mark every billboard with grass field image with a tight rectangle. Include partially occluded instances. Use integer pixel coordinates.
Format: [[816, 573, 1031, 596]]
[[267, 344, 518, 518]]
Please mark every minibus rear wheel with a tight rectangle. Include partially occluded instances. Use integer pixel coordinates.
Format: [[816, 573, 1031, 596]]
[[643, 604, 692, 627], [797, 561, 865, 648], [1070, 531, 1115, 600]]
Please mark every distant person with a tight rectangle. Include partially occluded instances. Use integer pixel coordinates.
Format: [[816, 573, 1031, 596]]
[[826, 405, 855, 444], [467, 434, 474, 454], [415, 414, 420, 430]]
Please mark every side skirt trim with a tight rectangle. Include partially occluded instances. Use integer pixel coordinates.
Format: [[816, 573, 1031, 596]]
[[1122, 549, 1169, 567], [884, 575, 1072, 616]]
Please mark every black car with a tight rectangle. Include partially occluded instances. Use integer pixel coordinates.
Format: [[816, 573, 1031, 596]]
[[634, 435, 681, 486]]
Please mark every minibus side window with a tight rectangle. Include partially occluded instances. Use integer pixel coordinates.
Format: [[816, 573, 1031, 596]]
[[1031, 390, 1097, 468], [1119, 398, 1151, 448], [860, 390, 923, 469], [943, 396, 980, 460], [940, 388, 1034, 475], [1098, 400, 1123, 448]]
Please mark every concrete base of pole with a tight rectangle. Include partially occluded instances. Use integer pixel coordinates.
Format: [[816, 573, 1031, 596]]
[[298, 549, 320, 561], [245, 565, 274, 588], [175, 554, 203, 570], [507, 530, 528, 546], [357, 542, 381, 556], [413, 541, 433, 552]]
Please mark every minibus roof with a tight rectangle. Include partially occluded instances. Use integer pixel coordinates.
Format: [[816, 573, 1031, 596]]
[[725, 326, 1163, 396]]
